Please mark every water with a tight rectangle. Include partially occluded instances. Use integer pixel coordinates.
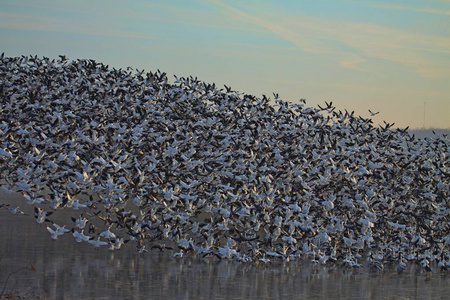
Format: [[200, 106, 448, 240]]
[[1, 195, 449, 299]]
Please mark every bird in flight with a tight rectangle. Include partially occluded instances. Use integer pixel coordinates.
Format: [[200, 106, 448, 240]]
[[369, 109, 379, 116]]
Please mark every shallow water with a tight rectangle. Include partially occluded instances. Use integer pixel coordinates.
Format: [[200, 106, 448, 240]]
[[1, 195, 449, 299]]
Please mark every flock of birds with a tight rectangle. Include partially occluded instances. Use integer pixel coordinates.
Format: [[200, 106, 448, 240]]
[[1, 54, 449, 272]]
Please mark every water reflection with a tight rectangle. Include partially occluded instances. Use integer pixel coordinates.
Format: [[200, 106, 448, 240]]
[[1, 210, 449, 299]]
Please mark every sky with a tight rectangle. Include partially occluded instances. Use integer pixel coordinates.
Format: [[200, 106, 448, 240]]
[[1, 0, 449, 129]]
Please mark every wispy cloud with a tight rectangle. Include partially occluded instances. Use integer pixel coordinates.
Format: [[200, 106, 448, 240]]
[[138, 2, 268, 34], [208, 0, 450, 78], [207, 0, 314, 51], [310, 19, 450, 75], [340, 56, 368, 72], [0, 11, 158, 40], [208, 0, 370, 70], [371, 3, 450, 16]]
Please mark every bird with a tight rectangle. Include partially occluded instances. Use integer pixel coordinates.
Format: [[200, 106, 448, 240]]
[[88, 237, 109, 249], [46, 224, 69, 240], [7, 206, 27, 215], [151, 244, 173, 252], [34, 207, 53, 224], [1, 54, 448, 272], [72, 229, 91, 242], [369, 109, 379, 116], [72, 215, 89, 229]]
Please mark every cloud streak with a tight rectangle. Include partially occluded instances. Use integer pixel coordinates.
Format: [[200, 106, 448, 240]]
[[208, 0, 370, 70], [208, 0, 450, 78], [207, 0, 315, 51], [340, 56, 368, 72], [371, 3, 450, 16], [0, 11, 158, 40]]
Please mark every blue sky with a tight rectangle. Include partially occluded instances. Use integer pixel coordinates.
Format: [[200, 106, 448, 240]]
[[1, 0, 449, 128]]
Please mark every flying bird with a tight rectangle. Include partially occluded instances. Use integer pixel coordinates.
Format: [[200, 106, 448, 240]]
[[369, 109, 379, 116]]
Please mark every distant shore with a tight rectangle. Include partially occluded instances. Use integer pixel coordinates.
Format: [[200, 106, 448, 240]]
[[408, 128, 450, 139]]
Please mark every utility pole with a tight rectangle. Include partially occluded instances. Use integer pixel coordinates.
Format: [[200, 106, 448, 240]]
[[423, 102, 426, 129]]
